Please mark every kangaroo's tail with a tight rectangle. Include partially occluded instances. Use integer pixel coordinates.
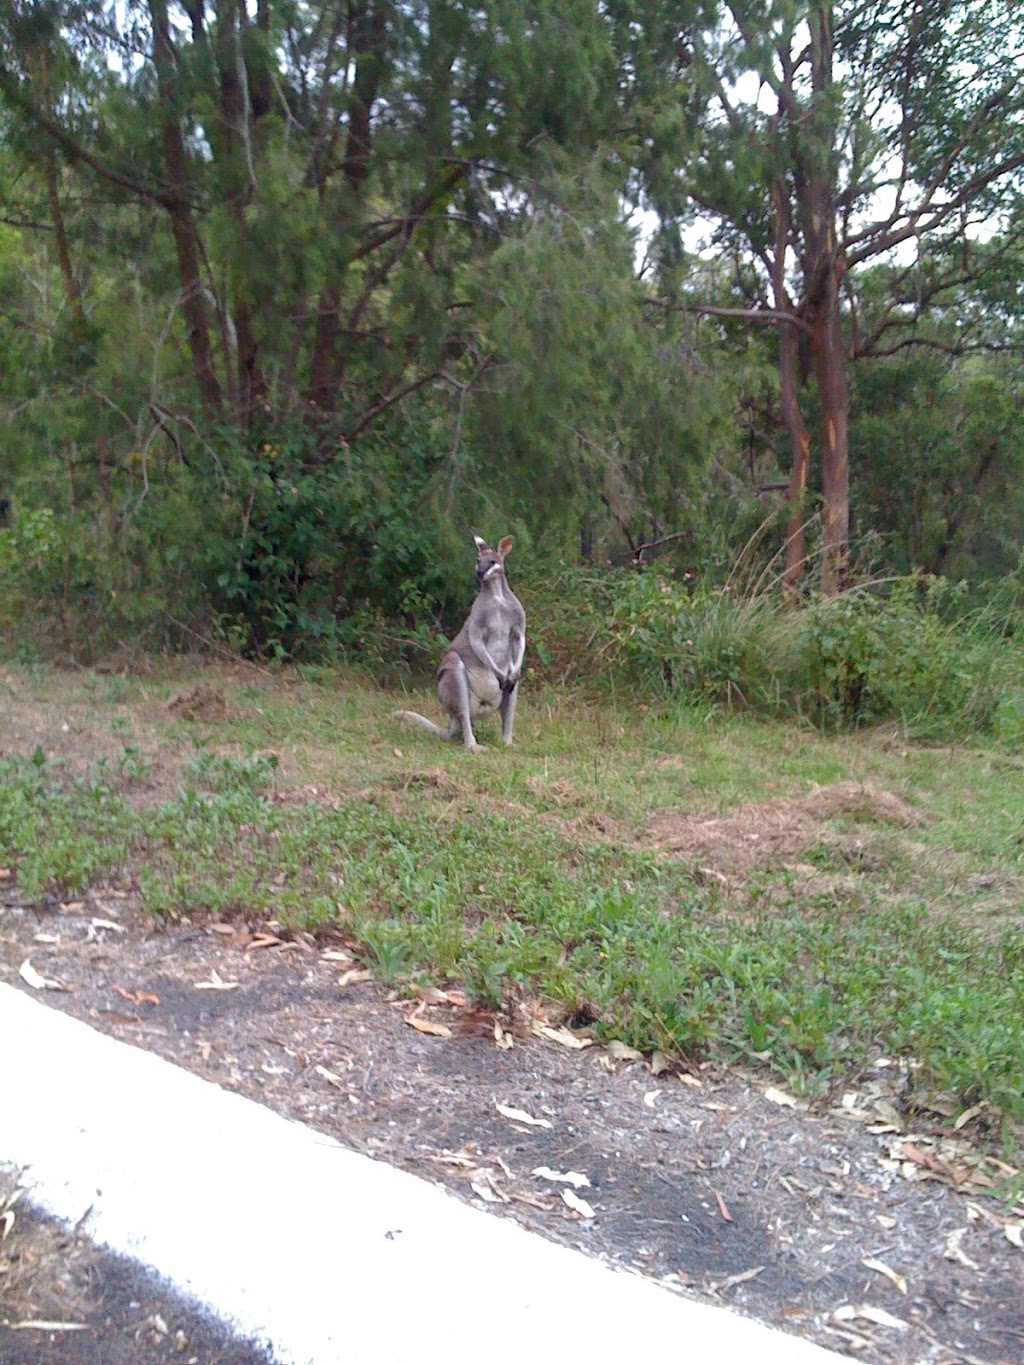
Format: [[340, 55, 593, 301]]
[[393, 710, 452, 739]]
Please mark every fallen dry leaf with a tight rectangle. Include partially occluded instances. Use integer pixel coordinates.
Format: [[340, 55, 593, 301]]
[[561, 1189, 596, 1219], [710, 1265, 765, 1294], [943, 1227, 980, 1271], [834, 1304, 909, 1331], [338, 968, 372, 988], [32, 932, 60, 944], [314, 1064, 346, 1089], [470, 1179, 504, 1204], [321, 949, 352, 962], [1005, 1223, 1024, 1250], [713, 1188, 733, 1222], [406, 1014, 453, 1039], [860, 1256, 908, 1295], [113, 985, 160, 1007], [605, 1039, 644, 1062], [18, 959, 64, 992], [194, 969, 239, 991], [953, 1102, 988, 1131], [246, 933, 284, 950], [495, 1101, 552, 1129], [209, 923, 235, 935], [764, 1086, 800, 1108], [649, 1051, 671, 1076], [643, 1089, 662, 1108], [90, 917, 126, 933], [532, 1166, 591, 1190], [493, 1020, 514, 1051], [530, 1022, 594, 1050]]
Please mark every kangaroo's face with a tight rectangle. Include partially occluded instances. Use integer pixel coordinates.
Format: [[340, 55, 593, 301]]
[[472, 534, 513, 586]]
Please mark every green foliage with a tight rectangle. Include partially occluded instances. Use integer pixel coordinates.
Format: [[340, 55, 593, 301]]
[[0, 412, 476, 662], [538, 564, 1023, 743], [797, 579, 1013, 737], [467, 161, 727, 550], [199, 418, 467, 660], [852, 352, 1024, 580]]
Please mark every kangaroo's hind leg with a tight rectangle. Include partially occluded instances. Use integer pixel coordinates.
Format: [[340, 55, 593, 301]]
[[499, 681, 519, 746], [438, 656, 483, 751]]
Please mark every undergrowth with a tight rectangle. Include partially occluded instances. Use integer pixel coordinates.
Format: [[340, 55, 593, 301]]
[[528, 561, 1024, 745]]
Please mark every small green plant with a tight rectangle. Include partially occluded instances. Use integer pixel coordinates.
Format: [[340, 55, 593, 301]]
[[184, 748, 279, 796], [118, 746, 152, 782]]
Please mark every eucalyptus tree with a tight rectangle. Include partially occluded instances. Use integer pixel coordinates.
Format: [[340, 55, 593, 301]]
[[618, 0, 1024, 591]]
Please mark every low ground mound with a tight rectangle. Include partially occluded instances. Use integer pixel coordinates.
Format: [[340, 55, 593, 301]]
[[645, 781, 921, 875]]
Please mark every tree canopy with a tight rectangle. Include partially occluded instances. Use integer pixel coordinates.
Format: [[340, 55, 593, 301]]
[[1, 0, 1023, 654]]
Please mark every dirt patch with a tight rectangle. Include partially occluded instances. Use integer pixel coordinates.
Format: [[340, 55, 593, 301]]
[[2, 894, 1022, 1365], [645, 781, 921, 875], [167, 683, 240, 725], [0, 1169, 268, 1364]]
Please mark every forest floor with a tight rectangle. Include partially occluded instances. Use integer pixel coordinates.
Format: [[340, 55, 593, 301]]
[[0, 661, 1022, 1364]]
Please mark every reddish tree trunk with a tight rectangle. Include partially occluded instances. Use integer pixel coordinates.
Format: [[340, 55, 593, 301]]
[[813, 277, 850, 595], [770, 183, 811, 589], [780, 318, 812, 587]]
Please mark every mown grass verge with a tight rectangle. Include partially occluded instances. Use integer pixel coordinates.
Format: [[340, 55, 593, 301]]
[[1, 666, 1022, 1136]]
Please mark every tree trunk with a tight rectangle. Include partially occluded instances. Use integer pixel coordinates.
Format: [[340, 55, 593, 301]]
[[813, 274, 850, 595], [215, 0, 268, 426], [307, 3, 386, 411], [149, 0, 223, 415], [42, 146, 88, 338], [770, 181, 811, 589], [779, 316, 812, 587], [804, 4, 849, 595]]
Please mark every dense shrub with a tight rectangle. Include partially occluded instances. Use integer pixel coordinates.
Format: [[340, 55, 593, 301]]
[[0, 414, 475, 663], [533, 564, 1024, 744]]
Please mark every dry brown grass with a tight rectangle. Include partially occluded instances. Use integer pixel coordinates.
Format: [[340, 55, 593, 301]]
[[645, 781, 921, 876]]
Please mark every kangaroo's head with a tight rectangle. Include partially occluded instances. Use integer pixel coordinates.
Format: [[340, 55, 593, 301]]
[[472, 534, 513, 586]]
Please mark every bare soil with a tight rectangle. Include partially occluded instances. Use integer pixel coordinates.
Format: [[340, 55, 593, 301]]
[[0, 1167, 269, 1364], [1, 891, 1022, 1365]]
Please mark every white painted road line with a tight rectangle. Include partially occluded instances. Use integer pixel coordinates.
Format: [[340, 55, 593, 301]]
[[0, 985, 846, 1364]]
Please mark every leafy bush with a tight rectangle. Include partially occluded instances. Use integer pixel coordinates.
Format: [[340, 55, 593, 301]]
[[798, 579, 1015, 738], [0, 412, 474, 663], [537, 564, 1023, 744]]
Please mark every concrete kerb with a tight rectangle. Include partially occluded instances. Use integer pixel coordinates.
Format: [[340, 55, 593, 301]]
[[0, 984, 846, 1364]]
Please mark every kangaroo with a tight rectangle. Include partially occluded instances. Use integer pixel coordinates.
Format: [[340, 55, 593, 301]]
[[395, 534, 526, 751]]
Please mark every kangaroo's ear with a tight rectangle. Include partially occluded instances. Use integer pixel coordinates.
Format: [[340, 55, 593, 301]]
[[472, 534, 488, 552], [497, 535, 514, 558]]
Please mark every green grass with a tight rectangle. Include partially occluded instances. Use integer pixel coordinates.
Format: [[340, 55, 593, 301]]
[[1, 665, 1022, 1135]]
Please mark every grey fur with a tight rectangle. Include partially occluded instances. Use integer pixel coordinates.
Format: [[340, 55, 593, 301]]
[[395, 534, 526, 751]]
